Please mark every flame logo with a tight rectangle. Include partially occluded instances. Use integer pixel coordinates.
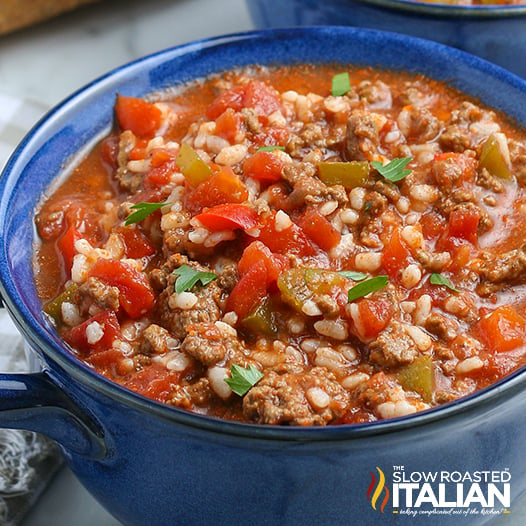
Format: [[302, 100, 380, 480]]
[[367, 467, 390, 513]]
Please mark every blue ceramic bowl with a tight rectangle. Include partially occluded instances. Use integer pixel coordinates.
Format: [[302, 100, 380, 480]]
[[0, 27, 525, 526], [246, 0, 526, 79]]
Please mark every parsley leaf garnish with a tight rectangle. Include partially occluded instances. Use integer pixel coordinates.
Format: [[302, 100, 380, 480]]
[[339, 271, 368, 281], [371, 157, 413, 182], [256, 145, 285, 152], [348, 275, 389, 302], [125, 201, 168, 226], [225, 364, 263, 396], [429, 273, 459, 293], [173, 264, 218, 294], [331, 72, 351, 97]]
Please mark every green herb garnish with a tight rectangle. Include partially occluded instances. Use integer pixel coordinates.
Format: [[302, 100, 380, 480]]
[[225, 364, 264, 396], [339, 271, 368, 281], [331, 72, 351, 97], [173, 264, 218, 294], [125, 201, 168, 226], [371, 157, 413, 183], [256, 145, 285, 152], [348, 275, 389, 302], [429, 273, 459, 293]]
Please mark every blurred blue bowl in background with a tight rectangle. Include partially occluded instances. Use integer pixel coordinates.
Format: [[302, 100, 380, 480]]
[[246, 0, 526, 78]]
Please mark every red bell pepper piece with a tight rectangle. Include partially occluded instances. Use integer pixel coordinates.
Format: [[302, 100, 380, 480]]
[[115, 95, 162, 138], [298, 208, 341, 252], [89, 258, 155, 318], [68, 310, 122, 354], [194, 204, 258, 231], [226, 260, 268, 320]]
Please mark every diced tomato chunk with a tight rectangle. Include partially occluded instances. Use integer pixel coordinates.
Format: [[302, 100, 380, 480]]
[[57, 224, 81, 277], [447, 207, 480, 245], [226, 260, 268, 320], [214, 108, 242, 143], [115, 95, 162, 138], [421, 212, 447, 241], [89, 258, 155, 318], [299, 208, 341, 252], [205, 81, 280, 121], [243, 80, 281, 117], [206, 86, 245, 120], [68, 310, 122, 353], [145, 159, 178, 187], [382, 228, 410, 280], [238, 241, 289, 285], [100, 136, 119, 171], [252, 127, 289, 149], [114, 226, 156, 258], [194, 204, 258, 231], [184, 166, 248, 213], [432, 152, 477, 189], [255, 212, 317, 257], [479, 305, 526, 353], [243, 150, 285, 184], [352, 297, 392, 340]]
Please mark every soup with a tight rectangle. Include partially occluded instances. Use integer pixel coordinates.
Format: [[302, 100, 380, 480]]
[[34, 64, 526, 425]]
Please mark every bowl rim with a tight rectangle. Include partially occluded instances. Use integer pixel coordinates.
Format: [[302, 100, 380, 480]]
[[352, 0, 526, 17], [1, 26, 526, 442]]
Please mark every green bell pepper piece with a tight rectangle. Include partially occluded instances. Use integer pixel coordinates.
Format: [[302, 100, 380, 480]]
[[318, 161, 370, 188], [176, 143, 212, 186], [398, 355, 434, 403], [479, 133, 511, 179]]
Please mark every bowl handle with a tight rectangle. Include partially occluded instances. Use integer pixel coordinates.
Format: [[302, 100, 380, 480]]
[[0, 372, 106, 459]]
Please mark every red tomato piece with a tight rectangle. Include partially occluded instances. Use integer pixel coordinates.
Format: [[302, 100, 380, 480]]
[[214, 108, 242, 143], [238, 241, 289, 284], [145, 159, 178, 187], [184, 166, 248, 213], [68, 310, 122, 354], [256, 212, 317, 257], [226, 260, 268, 320], [298, 208, 341, 252], [89, 258, 155, 318], [252, 126, 289, 149], [447, 207, 480, 245], [432, 152, 477, 189], [115, 95, 162, 138], [243, 150, 285, 184], [57, 224, 81, 277], [243, 80, 281, 116], [194, 204, 258, 231], [382, 228, 411, 280], [479, 305, 526, 353], [353, 297, 392, 340], [206, 86, 245, 120], [100, 136, 119, 171], [421, 211, 447, 241], [114, 226, 156, 259]]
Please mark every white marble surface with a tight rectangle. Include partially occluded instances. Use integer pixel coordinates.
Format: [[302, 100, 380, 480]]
[[1, 1, 253, 524]]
